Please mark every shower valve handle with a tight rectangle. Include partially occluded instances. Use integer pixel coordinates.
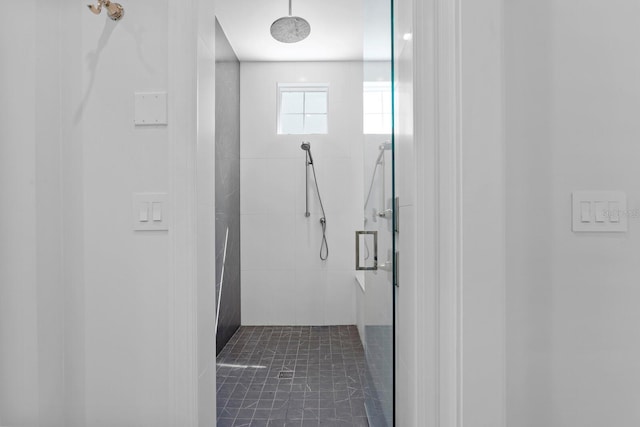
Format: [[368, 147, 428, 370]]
[[377, 209, 393, 219]]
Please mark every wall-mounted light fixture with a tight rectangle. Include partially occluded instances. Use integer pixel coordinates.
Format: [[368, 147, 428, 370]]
[[87, 0, 124, 21]]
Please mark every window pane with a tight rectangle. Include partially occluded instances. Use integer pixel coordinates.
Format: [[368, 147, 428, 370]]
[[278, 85, 328, 135], [305, 92, 327, 114], [281, 92, 304, 114], [382, 113, 392, 133], [364, 113, 383, 134], [363, 92, 382, 114], [281, 113, 305, 134], [304, 114, 327, 134]]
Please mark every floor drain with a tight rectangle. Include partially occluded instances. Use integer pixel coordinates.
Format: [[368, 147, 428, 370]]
[[278, 371, 294, 379]]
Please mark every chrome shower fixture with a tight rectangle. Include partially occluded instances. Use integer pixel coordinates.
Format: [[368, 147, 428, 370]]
[[300, 142, 313, 164], [271, 0, 311, 43], [87, 0, 124, 21], [300, 142, 329, 260]]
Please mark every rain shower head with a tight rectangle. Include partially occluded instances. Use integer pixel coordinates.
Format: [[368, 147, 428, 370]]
[[270, 0, 311, 43]]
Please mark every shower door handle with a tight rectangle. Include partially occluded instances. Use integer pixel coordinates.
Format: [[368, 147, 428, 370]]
[[355, 230, 377, 271]]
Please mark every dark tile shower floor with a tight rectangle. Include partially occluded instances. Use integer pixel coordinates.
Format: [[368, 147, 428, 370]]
[[216, 326, 370, 427]]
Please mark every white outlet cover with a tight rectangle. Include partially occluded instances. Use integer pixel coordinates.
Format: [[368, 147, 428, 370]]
[[134, 92, 168, 126]]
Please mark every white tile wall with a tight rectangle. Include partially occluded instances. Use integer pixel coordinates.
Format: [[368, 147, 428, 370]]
[[241, 214, 297, 271], [293, 270, 329, 325], [325, 271, 357, 324], [241, 270, 297, 325], [293, 214, 359, 272], [310, 157, 361, 216], [240, 61, 363, 326], [241, 158, 297, 215]]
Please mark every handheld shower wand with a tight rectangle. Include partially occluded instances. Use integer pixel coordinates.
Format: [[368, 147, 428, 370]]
[[300, 142, 329, 260], [301, 142, 314, 165], [301, 142, 313, 217]]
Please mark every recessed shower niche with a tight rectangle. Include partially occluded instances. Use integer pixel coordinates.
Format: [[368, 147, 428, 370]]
[[214, 0, 395, 424]]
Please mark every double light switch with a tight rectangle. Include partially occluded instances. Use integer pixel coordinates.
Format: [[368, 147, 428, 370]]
[[138, 202, 163, 222], [572, 191, 627, 232], [133, 193, 169, 231]]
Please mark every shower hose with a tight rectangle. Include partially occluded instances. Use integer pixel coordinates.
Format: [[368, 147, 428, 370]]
[[307, 155, 329, 260]]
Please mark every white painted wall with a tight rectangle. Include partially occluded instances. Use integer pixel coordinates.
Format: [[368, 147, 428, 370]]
[[0, 2, 40, 424], [460, 1, 506, 426], [58, 4, 88, 426], [0, 2, 72, 425], [196, 1, 217, 425], [240, 61, 363, 326], [0, 1, 215, 426], [77, 3, 174, 424], [35, 3, 68, 425], [506, 1, 640, 426]]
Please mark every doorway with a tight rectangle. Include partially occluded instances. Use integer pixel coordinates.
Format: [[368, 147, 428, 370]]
[[213, 0, 396, 425]]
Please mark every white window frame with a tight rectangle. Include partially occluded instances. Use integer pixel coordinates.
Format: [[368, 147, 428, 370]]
[[277, 83, 329, 135]]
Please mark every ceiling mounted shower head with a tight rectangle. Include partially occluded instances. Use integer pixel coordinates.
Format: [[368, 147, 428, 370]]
[[270, 0, 310, 43]]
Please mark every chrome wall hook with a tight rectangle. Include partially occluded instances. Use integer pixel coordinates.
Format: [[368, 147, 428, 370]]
[[87, 0, 124, 21]]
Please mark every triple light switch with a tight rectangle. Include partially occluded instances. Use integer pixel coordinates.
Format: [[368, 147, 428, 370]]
[[572, 191, 627, 232]]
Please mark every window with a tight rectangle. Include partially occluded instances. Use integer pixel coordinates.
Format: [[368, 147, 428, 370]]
[[277, 84, 328, 134], [363, 82, 392, 134]]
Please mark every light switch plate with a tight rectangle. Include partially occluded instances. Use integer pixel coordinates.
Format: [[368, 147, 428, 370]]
[[134, 92, 168, 126], [572, 191, 627, 232], [133, 192, 170, 231]]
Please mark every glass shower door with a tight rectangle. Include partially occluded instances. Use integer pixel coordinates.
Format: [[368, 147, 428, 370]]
[[357, 0, 394, 424]]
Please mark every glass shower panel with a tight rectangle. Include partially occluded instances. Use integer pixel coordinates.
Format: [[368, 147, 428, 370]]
[[361, 0, 394, 423]]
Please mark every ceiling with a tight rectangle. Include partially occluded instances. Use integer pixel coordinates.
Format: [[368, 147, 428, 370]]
[[215, 0, 365, 62]]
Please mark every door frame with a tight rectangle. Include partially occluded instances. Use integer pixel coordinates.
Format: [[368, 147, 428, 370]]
[[167, 0, 507, 425], [410, 0, 507, 426]]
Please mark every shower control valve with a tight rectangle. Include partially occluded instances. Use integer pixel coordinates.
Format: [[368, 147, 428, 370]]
[[377, 209, 393, 219]]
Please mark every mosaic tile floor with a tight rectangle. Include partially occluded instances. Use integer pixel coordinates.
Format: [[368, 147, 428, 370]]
[[216, 326, 370, 427]]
